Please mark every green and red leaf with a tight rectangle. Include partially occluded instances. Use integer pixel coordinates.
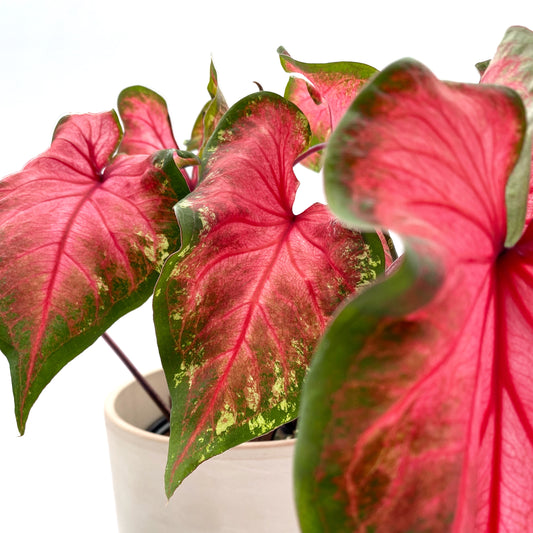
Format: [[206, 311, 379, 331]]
[[278, 46, 377, 171], [185, 61, 228, 189], [296, 47, 533, 533], [118, 85, 179, 155], [185, 61, 228, 154], [153, 92, 386, 497], [0, 112, 188, 432]]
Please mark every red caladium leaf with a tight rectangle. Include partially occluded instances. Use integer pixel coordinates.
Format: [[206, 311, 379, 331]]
[[153, 91, 387, 497], [117, 86, 199, 189], [278, 46, 377, 171], [118, 85, 179, 155], [295, 28, 533, 533], [0, 111, 189, 433]]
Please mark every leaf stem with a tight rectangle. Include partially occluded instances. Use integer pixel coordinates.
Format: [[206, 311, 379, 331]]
[[384, 233, 399, 261], [293, 142, 328, 166], [102, 332, 171, 423]]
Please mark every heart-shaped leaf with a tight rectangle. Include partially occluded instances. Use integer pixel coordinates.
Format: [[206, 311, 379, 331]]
[[295, 46, 533, 532], [118, 86, 179, 155], [118, 86, 198, 189], [153, 91, 386, 497], [278, 46, 377, 171], [0, 112, 188, 432]]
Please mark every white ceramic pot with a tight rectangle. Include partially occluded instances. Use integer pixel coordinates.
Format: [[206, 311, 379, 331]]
[[104, 369, 300, 533]]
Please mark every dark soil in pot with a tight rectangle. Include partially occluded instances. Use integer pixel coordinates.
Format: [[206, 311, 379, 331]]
[[145, 416, 297, 441]]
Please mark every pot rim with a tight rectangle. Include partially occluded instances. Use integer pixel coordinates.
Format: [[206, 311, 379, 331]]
[[104, 368, 296, 450]]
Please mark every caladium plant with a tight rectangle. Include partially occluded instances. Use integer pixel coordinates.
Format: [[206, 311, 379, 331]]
[[295, 25, 533, 533], [0, 51, 389, 500], [8, 22, 531, 531], [278, 47, 378, 171]]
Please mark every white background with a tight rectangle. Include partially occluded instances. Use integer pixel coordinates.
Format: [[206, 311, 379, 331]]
[[0, 1, 531, 531]]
